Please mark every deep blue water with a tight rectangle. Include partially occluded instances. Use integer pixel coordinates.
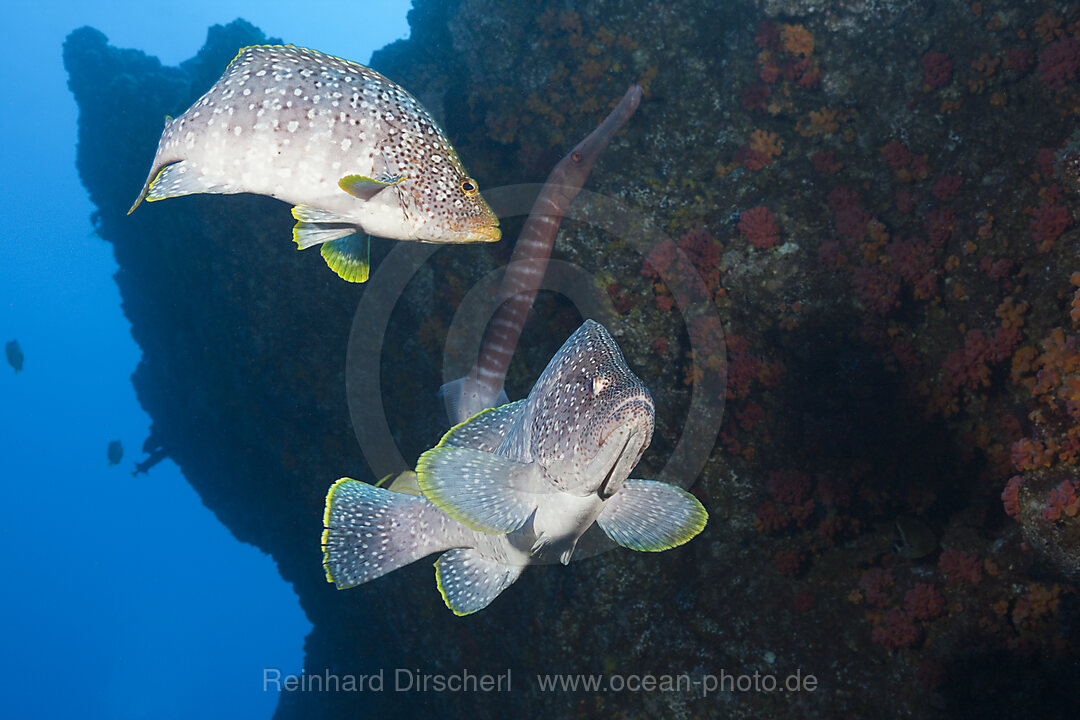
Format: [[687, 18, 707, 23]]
[[1, 3, 410, 717]]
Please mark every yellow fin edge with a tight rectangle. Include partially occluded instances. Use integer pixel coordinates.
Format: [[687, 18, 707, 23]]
[[639, 492, 709, 552], [127, 165, 174, 215], [413, 448, 499, 534], [434, 555, 477, 617], [320, 237, 370, 283], [227, 44, 363, 74], [321, 477, 356, 585]]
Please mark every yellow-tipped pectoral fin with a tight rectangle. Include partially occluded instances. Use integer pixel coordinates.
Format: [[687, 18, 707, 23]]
[[338, 173, 407, 200], [595, 479, 708, 552]]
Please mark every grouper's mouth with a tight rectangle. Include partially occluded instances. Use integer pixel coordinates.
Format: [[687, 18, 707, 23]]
[[600, 425, 648, 498], [439, 215, 499, 244], [423, 218, 500, 244], [592, 396, 654, 498], [467, 221, 501, 243], [462, 193, 501, 243]]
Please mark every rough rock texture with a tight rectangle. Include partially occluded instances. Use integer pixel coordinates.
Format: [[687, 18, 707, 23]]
[[65, 1, 1080, 717]]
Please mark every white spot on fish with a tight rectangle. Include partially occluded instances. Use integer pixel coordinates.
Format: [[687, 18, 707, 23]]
[[341, 138, 352, 152], [287, 120, 300, 133]]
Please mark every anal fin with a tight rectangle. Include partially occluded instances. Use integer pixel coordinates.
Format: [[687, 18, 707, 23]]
[[596, 479, 708, 552], [290, 204, 366, 276], [435, 548, 525, 616], [321, 233, 370, 283]]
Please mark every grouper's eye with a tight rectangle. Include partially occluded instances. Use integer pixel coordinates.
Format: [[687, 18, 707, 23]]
[[592, 375, 610, 397], [571, 151, 583, 163], [460, 178, 478, 197]]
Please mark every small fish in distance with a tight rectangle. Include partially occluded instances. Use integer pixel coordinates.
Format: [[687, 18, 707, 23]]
[[322, 320, 708, 615], [107, 440, 123, 467], [129, 45, 500, 282], [5, 340, 23, 373]]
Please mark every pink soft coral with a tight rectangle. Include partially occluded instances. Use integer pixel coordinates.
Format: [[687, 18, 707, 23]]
[[1038, 36, 1080, 90], [738, 206, 781, 249]]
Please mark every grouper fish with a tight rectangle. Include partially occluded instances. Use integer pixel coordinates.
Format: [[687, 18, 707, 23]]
[[129, 45, 500, 282], [322, 320, 708, 615]]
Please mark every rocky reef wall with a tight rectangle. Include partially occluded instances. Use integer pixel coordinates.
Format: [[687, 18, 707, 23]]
[[66, 1, 1080, 717]]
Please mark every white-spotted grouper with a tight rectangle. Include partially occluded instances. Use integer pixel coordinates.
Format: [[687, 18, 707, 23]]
[[441, 85, 642, 423], [129, 45, 500, 282], [322, 320, 707, 615]]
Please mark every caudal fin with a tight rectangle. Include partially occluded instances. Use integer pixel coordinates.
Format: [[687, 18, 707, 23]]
[[322, 479, 464, 588]]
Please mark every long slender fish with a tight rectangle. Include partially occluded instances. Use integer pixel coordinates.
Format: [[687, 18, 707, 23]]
[[441, 85, 642, 422], [129, 45, 500, 282], [322, 321, 707, 615]]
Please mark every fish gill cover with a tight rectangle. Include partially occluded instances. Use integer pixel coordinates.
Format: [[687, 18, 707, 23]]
[[66, 1, 1079, 718]]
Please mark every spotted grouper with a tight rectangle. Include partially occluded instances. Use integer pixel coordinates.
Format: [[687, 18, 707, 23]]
[[129, 45, 500, 282], [322, 320, 708, 615]]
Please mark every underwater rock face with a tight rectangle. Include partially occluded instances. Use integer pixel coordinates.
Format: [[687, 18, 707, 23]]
[[67, 1, 1079, 718]]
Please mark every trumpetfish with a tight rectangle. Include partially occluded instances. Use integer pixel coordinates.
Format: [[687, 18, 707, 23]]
[[440, 84, 643, 423]]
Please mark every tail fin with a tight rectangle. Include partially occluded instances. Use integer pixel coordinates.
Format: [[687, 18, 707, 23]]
[[438, 374, 509, 426], [322, 479, 466, 588]]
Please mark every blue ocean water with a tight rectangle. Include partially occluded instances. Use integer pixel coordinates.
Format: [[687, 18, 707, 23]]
[[0, 3, 410, 717]]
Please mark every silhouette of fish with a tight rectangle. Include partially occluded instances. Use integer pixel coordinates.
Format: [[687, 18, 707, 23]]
[[5, 340, 22, 373], [322, 321, 707, 614], [129, 45, 500, 282], [107, 440, 123, 467]]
